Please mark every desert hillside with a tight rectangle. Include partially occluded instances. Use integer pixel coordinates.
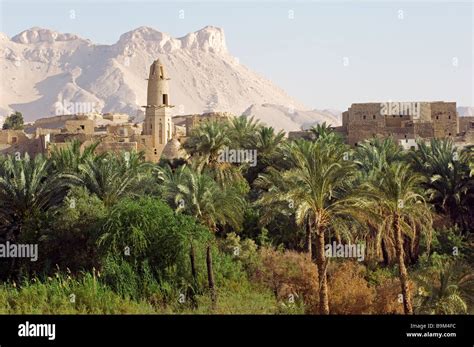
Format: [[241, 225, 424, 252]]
[[0, 26, 340, 130]]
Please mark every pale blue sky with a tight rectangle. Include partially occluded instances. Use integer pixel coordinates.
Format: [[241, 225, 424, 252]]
[[1, 0, 472, 110]]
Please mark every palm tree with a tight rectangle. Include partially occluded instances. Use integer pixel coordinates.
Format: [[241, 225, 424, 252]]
[[184, 120, 230, 160], [252, 126, 285, 160], [50, 140, 100, 174], [158, 165, 245, 305], [78, 151, 150, 207], [0, 153, 75, 243], [255, 138, 357, 314], [353, 138, 404, 265], [183, 120, 243, 187], [410, 139, 472, 231], [157, 164, 199, 284], [415, 257, 474, 314], [308, 122, 342, 142], [359, 162, 432, 314], [354, 138, 403, 175], [244, 126, 286, 184], [228, 115, 261, 148], [467, 146, 474, 176]]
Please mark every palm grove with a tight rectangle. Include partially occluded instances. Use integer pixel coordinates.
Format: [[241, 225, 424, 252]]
[[0, 116, 472, 314]]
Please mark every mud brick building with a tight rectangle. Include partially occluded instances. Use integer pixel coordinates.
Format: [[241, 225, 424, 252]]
[[333, 101, 461, 148], [0, 59, 233, 162]]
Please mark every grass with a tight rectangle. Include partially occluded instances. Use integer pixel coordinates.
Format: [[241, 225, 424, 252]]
[[0, 273, 157, 314], [0, 272, 286, 314]]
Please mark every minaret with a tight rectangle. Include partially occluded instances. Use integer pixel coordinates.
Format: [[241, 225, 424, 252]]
[[142, 59, 173, 161]]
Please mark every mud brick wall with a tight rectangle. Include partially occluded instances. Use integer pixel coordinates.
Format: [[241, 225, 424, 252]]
[[430, 102, 457, 137], [459, 117, 474, 134]]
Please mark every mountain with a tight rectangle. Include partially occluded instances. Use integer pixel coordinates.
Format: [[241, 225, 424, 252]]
[[243, 104, 341, 132], [0, 26, 339, 130], [457, 106, 474, 117]]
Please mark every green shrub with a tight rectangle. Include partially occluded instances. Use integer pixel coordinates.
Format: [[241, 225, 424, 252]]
[[98, 197, 211, 299], [219, 232, 258, 270], [431, 226, 468, 259], [100, 197, 208, 266], [0, 272, 157, 314], [42, 187, 107, 273]]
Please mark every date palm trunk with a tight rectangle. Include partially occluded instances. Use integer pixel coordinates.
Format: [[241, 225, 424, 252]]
[[306, 223, 312, 259], [410, 224, 420, 264], [206, 243, 217, 308], [7, 222, 21, 280], [394, 212, 413, 314], [190, 243, 197, 283], [315, 227, 329, 315], [382, 238, 392, 266]]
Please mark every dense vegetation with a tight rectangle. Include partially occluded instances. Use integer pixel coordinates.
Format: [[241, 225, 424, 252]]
[[2, 111, 24, 130], [0, 117, 472, 314]]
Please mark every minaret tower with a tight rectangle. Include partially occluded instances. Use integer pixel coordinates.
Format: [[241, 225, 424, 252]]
[[142, 59, 173, 162]]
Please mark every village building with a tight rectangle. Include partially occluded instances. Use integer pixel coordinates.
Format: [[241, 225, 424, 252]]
[[2, 61, 472, 160], [0, 59, 233, 162], [289, 101, 474, 148]]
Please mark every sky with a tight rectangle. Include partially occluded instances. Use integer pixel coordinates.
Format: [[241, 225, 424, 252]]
[[0, 0, 472, 110]]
